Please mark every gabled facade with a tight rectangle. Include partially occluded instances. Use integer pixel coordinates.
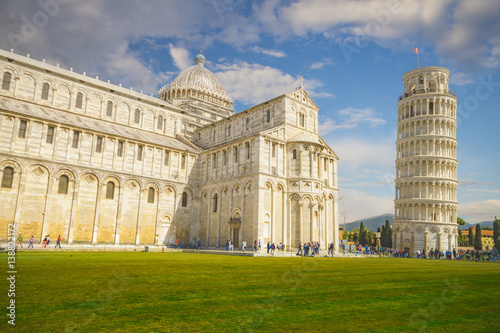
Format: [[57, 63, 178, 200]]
[[0, 49, 339, 250]]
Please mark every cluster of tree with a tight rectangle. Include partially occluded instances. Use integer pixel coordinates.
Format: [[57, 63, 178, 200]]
[[344, 223, 374, 246], [474, 224, 482, 251], [343, 220, 393, 247], [380, 220, 393, 248]]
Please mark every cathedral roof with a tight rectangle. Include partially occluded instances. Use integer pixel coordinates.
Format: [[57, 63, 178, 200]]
[[289, 132, 321, 145], [168, 51, 233, 104], [0, 97, 200, 153]]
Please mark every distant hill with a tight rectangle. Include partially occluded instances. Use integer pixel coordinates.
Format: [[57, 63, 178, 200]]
[[460, 220, 494, 230], [343, 215, 494, 232], [343, 213, 393, 232]]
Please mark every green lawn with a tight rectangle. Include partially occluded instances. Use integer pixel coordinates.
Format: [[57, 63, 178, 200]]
[[3, 252, 500, 332]]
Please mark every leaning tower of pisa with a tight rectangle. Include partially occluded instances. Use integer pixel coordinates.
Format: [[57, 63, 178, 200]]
[[394, 67, 458, 256]]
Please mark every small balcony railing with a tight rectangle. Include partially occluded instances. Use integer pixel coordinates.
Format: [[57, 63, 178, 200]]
[[398, 89, 455, 101]]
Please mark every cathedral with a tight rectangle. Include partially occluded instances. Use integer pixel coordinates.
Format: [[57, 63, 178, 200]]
[[0, 49, 340, 250]]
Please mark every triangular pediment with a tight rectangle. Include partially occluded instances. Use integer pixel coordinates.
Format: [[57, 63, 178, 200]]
[[318, 136, 339, 160], [286, 88, 319, 110]]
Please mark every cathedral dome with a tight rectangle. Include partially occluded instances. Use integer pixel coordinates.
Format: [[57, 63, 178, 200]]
[[160, 51, 233, 109]]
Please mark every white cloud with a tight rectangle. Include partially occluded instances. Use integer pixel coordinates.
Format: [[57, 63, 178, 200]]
[[339, 189, 394, 221], [310, 62, 325, 70], [458, 199, 500, 223], [450, 72, 475, 86], [258, 0, 500, 70], [1, 0, 498, 98], [310, 57, 333, 70], [466, 189, 500, 194], [327, 135, 395, 171], [319, 118, 337, 135], [319, 107, 386, 135], [215, 61, 329, 105], [169, 44, 191, 70], [250, 46, 286, 58], [0, 0, 223, 93]]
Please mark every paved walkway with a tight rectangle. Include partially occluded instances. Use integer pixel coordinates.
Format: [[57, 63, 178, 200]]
[[1, 243, 178, 253], [2, 243, 373, 258]]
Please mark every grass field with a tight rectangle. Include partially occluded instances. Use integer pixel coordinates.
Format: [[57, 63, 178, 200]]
[[3, 252, 500, 332]]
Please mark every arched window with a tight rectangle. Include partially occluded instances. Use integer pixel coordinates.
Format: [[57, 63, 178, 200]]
[[299, 113, 305, 127], [148, 187, 155, 203], [164, 150, 170, 166], [245, 142, 250, 159], [106, 101, 113, 116], [212, 193, 218, 212], [157, 115, 163, 130], [267, 109, 271, 123], [233, 147, 238, 163], [134, 109, 141, 123], [292, 149, 297, 159], [106, 181, 115, 199], [1, 167, 13, 188], [2, 72, 11, 90], [18, 120, 27, 138], [227, 124, 231, 136], [41, 83, 49, 100], [58, 175, 69, 194], [75, 92, 83, 109], [181, 191, 188, 207], [246, 118, 250, 130]]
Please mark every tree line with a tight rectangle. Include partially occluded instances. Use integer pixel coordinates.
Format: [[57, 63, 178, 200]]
[[458, 216, 500, 250], [343, 220, 393, 247]]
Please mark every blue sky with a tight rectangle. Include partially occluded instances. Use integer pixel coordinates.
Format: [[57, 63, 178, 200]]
[[1, 0, 499, 222]]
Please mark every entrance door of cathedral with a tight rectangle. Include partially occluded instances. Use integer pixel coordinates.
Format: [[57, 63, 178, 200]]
[[232, 228, 239, 249]]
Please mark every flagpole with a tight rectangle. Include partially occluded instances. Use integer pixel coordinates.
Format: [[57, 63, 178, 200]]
[[415, 47, 420, 69]]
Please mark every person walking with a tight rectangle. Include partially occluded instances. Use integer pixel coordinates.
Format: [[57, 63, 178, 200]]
[[242, 240, 247, 251], [55, 235, 62, 248], [271, 242, 275, 256], [254, 239, 257, 251], [174, 239, 179, 249], [28, 236, 34, 249], [197, 239, 201, 250], [297, 241, 303, 256], [16, 234, 23, 248], [267, 242, 271, 254], [226, 239, 229, 251], [258, 239, 262, 251], [46, 235, 50, 247]]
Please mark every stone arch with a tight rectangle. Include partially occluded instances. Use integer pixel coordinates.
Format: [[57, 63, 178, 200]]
[[117, 101, 131, 125], [158, 213, 174, 245], [0, 64, 18, 78], [0, 159, 23, 173], [232, 184, 241, 195], [18, 73, 36, 100], [264, 180, 274, 191]]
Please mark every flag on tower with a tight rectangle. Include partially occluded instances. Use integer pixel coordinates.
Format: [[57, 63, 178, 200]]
[[414, 47, 420, 68]]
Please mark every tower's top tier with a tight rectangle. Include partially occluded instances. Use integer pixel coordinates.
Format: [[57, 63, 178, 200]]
[[400, 67, 455, 101]]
